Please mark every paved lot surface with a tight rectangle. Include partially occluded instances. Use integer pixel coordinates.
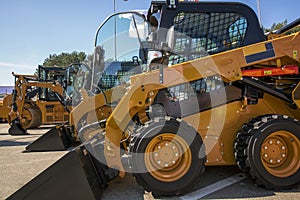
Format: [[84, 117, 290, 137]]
[[0, 123, 299, 200], [0, 124, 66, 199]]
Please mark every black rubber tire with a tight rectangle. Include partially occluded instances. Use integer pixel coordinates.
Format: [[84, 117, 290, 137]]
[[27, 108, 42, 128], [238, 115, 300, 189], [130, 117, 206, 196], [234, 114, 271, 173], [21, 107, 42, 129]]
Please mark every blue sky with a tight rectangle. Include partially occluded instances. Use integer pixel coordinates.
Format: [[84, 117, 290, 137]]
[[0, 0, 298, 85]]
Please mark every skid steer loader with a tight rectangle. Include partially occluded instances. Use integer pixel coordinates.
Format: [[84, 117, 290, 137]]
[[8, 1, 300, 199], [22, 63, 91, 151]]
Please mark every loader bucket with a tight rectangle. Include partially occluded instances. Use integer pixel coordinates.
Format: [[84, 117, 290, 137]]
[[8, 145, 108, 200], [8, 122, 28, 135], [25, 125, 73, 152]]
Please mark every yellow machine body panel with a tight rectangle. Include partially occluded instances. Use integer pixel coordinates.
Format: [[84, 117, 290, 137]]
[[184, 93, 300, 166], [36, 101, 69, 124], [0, 94, 12, 121]]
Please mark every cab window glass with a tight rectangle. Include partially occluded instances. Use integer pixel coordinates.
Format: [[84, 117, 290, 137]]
[[94, 13, 149, 92], [169, 12, 248, 65]]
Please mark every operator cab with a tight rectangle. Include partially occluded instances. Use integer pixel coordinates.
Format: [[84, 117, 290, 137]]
[[149, 0, 265, 65], [64, 63, 90, 106], [38, 65, 66, 101], [92, 0, 265, 93]]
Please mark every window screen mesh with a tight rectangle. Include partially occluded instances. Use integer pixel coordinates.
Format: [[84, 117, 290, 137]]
[[97, 62, 140, 92], [169, 12, 247, 65], [98, 74, 117, 91], [166, 76, 224, 102]]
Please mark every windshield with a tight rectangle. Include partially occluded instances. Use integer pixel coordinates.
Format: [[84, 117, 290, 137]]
[[38, 66, 65, 101], [65, 63, 90, 105], [93, 12, 150, 92]]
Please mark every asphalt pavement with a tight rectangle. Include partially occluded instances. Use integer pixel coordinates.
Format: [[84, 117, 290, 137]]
[[0, 123, 299, 200]]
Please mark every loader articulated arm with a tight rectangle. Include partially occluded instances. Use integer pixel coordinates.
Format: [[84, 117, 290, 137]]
[[104, 32, 300, 173]]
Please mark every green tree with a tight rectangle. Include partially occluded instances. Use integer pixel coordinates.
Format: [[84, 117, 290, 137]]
[[270, 19, 288, 32], [264, 19, 299, 35], [43, 51, 87, 66]]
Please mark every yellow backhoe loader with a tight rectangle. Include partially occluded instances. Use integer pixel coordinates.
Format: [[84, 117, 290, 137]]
[[8, 1, 300, 199], [7, 65, 69, 136]]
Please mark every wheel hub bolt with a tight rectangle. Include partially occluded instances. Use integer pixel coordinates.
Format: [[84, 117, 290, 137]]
[[264, 154, 268, 157]]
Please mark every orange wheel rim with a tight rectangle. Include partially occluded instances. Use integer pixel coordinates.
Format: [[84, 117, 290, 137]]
[[260, 131, 300, 178], [145, 133, 192, 182]]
